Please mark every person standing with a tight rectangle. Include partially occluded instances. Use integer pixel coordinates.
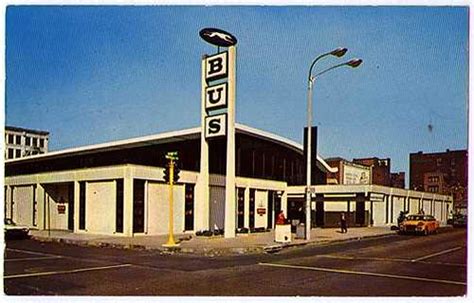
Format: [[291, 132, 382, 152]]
[[340, 212, 348, 233]]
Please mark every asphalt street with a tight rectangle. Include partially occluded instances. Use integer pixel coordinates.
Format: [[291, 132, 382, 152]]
[[3, 227, 467, 296]]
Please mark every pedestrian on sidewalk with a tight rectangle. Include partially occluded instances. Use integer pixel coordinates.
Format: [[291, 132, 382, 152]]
[[276, 210, 287, 225], [340, 212, 348, 233]]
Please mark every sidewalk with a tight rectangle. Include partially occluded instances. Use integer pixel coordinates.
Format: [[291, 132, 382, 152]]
[[30, 226, 396, 256]]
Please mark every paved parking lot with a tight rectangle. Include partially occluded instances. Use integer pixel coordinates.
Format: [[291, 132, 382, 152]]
[[3, 228, 467, 296]]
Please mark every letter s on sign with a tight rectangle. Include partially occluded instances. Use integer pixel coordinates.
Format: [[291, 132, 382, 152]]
[[208, 119, 221, 134], [205, 114, 227, 139]]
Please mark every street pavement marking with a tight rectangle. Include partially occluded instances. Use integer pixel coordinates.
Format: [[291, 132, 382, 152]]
[[6, 248, 63, 258], [258, 262, 467, 286], [321, 254, 409, 263], [411, 246, 463, 262], [5, 256, 63, 262], [4, 263, 133, 280], [5, 248, 110, 264], [319, 254, 466, 267]]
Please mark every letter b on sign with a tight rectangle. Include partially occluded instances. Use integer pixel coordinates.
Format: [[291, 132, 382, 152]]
[[205, 52, 228, 82], [205, 114, 227, 139]]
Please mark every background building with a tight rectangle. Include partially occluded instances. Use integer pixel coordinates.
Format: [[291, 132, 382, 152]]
[[4, 126, 49, 160], [390, 172, 406, 189], [325, 157, 371, 185], [353, 157, 391, 186], [410, 149, 467, 212], [352, 157, 405, 189]]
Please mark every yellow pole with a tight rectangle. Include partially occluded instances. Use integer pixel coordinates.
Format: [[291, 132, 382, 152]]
[[164, 160, 177, 247]]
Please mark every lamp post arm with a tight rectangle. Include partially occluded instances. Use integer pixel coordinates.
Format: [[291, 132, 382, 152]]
[[308, 52, 333, 82], [313, 59, 363, 79], [313, 62, 349, 79]]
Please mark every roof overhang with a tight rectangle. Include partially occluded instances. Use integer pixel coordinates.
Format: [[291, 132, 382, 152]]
[[5, 123, 338, 173]]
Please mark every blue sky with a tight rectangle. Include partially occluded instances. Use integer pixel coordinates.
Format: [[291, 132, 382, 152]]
[[5, 6, 468, 175]]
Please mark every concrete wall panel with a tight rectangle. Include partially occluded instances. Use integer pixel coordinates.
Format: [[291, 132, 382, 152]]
[[13, 185, 34, 227], [147, 182, 184, 235], [86, 181, 116, 235]]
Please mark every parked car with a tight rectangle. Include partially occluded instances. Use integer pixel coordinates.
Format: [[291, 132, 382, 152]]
[[452, 214, 467, 228], [4, 218, 30, 239], [399, 214, 439, 235]]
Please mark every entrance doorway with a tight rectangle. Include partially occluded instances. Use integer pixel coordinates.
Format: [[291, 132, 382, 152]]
[[67, 183, 74, 230], [133, 179, 145, 233], [237, 188, 245, 228], [184, 184, 194, 231]]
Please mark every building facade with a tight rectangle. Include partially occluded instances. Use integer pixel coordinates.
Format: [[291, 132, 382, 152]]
[[4, 126, 49, 160], [410, 149, 467, 211], [4, 125, 453, 237]]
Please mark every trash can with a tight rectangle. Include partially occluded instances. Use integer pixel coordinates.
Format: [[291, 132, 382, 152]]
[[296, 223, 305, 239], [275, 224, 291, 243]]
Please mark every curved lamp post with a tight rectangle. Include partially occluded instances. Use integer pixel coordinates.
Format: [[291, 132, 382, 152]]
[[305, 52, 362, 240]]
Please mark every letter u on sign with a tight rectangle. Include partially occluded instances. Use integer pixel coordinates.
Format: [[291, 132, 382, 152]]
[[206, 82, 228, 111], [205, 52, 228, 82], [205, 114, 227, 139]]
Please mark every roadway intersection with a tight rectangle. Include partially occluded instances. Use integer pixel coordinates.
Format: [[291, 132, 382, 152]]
[[4, 228, 467, 296]]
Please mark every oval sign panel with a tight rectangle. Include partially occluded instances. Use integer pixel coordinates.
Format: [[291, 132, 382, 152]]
[[199, 28, 237, 47]]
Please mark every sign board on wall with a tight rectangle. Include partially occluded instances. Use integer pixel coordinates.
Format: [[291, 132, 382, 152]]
[[57, 204, 66, 214]]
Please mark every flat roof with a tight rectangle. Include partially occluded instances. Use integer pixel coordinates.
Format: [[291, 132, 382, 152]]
[[5, 126, 50, 136], [5, 123, 337, 173]]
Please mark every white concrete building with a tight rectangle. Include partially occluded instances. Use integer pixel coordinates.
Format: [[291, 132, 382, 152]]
[[4, 124, 453, 237]]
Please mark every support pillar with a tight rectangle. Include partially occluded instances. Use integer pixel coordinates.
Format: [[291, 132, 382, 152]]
[[73, 181, 80, 232], [123, 170, 134, 237], [224, 45, 236, 238], [37, 184, 46, 230], [195, 55, 210, 232]]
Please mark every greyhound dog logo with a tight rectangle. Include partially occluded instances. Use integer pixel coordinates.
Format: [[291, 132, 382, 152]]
[[199, 28, 237, 47]]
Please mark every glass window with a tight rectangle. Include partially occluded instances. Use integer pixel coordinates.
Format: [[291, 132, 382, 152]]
[[8, 134, 14, 144], [15, 149, 21, 158], [39, 138, 45, 148], [15, 135, 21, 145], [7, 148, 14, 159], [32, 137, 38, 147], [25, 137, 31, 146]]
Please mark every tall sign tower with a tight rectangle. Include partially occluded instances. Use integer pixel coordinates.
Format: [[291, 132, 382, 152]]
[[198, 28, 238, 238]]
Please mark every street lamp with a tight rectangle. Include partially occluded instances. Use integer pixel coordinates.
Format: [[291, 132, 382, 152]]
[[305, 50, 362, 240]]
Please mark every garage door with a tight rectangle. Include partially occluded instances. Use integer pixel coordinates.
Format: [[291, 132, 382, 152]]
[[209, 186, 225, 230], [147, 182, 184, 235], [13, 185, 34, 227], [86, 181, 116, 234]]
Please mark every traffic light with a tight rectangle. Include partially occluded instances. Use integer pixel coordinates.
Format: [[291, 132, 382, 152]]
[[163, 164, 170, 183], [173, 162, 180, 183]]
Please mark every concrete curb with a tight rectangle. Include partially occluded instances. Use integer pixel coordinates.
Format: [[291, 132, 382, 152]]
[[31, 231, 397, 256]]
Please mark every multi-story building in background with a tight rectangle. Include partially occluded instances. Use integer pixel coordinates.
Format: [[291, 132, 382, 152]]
[[390, 172, 406, 189], [410, 149, 467, 212], [325, 157, 371, 185], [352, 157, 405, 189], [4, 126, 49, 160], [353, 157, 392, 186]]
